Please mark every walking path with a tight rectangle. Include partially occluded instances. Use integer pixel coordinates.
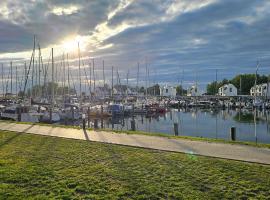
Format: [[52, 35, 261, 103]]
[[0, 122, 270, 164]]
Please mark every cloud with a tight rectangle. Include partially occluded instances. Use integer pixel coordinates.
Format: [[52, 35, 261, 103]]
[[0, 0, 270, 92]]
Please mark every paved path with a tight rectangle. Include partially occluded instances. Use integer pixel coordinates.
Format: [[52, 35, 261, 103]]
[[0, 122, 270, 164]]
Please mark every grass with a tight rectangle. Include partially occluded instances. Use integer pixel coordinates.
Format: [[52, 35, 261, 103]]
[[0, 130, 270, 199]]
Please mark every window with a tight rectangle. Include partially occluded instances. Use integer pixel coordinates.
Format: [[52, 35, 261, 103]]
[[166, 89, 168, 93], [230, 88, 232, 92]]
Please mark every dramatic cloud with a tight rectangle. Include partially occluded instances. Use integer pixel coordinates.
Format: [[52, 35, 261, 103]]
[[0, 0, 270, 92]]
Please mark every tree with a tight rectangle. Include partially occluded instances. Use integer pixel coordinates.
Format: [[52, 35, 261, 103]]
[[206, 79, 228, 95], [206, 74, 269, 95], [147, 84, 160, 96], [139, 87, 145, 94], [176, 85, 187, 96]]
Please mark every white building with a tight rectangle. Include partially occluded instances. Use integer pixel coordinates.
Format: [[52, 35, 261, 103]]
[[250, 83, 270, 97], [160, 85, 176, 97], [187, 85, 201, 96], [218, 84, 238, 96]]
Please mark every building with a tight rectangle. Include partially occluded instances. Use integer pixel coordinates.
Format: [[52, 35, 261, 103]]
[[250, 83, 270, 97], [160, 85, 176, 97], [187, 85, 201, 96], [218, 84, 238, 96]]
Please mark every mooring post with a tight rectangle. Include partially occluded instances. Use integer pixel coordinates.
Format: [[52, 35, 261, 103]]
[[132, 104, 135, 116], [101, 105, 103, 117], [82, 113, 86, 130], [174, 123, 179, 136], [17, 107, 22, 122], [71, 106, 74, 120], [94, 119, 98, 129], [87, 107, 90, 128], [131, 120, 136, 131], [230, 127, 236, 141], [101, 119, 104, 129], [49, 107, 52, 123]]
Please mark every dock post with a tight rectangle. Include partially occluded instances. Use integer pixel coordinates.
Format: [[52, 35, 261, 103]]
[[101, 105, 103, 117], [131, 120, 136, 131], [174, 123, 179, 136], [132, 104, 135, 117], [82, 113, 86, 130], [71, 106, 74, 120], [87, 107, 90, 128], [49, 107, 52, 123], [230, 127, 236, 141], [101, 119, 104, 129], [94, 119, 98, 129], [17, 107, 22, 122]]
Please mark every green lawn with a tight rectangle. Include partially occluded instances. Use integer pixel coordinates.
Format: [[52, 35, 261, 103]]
[[0, 131, 270, 199]]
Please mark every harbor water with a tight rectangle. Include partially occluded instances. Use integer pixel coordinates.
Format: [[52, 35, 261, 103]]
[[60, 108, 270, 144]]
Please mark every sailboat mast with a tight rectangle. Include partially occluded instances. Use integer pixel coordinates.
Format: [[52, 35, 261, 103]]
[[31, 36, 36, 98], [63, 53, 66, 102], [16, 66, 18, 97], [111, 66, 114, 99], [92, 59, 95, 92], [240, 75, 242, 95], [78, 42, 82, 106], [254, 60, 259, 101], [126, 69, 129, 96], [10, 61, 12, 95], [145, 59, 148, 98], [89, 63, 92, 96], [66, 54, 70, 97], [22, 36, 35, 100], [1, 64, 4, 97], [51, 48, 55, 105], [38, 44, 41, 96], [137, 62, 139, 90], [102, 60, 105, 88]]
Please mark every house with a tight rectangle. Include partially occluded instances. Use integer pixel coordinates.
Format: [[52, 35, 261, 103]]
[[160, 85, 176, 97], [218, 84, 238, 96], [250, 83, 270, 97], [187, 85, 201, 96]]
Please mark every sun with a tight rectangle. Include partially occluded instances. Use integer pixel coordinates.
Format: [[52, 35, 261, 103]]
[[61, 35, 86, 53]]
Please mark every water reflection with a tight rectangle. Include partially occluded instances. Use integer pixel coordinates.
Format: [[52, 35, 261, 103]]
[[60, 108, 270, 144]]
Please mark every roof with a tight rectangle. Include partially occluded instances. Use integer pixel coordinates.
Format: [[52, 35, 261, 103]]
[[219, 83, 237, 89]]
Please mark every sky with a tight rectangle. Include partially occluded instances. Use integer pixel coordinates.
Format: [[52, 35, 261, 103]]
[[0, 0, 270, 93]]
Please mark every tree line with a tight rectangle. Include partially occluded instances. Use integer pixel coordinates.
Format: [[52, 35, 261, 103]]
[[206, 74, 269, 95]]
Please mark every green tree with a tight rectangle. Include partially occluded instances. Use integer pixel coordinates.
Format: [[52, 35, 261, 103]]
[[146, 84, 160, 96], [176, 85, 187, 96], [206, 79, 228, 95]]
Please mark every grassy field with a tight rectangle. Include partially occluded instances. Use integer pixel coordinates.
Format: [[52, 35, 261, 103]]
[[0, 131, 270, 199]]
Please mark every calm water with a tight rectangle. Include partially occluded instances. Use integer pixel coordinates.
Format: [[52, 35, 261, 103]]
[[62, 108, 270, 144]]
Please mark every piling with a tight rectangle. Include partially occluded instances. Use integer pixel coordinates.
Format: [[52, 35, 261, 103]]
[[101, 105, 103, 117], [230, 127, 236, 141], [94, 119, 98, 129], [87, 107, 90, 128], [131, 120, 136, 131], [49, 108, 52, 123], [174, 123, 179, 136], [82, 113, 86, 130], [101, 119, 104, 129], [17, 107, 21, 122], [132, 104, 135, 117], [71, 106, 74, 120]]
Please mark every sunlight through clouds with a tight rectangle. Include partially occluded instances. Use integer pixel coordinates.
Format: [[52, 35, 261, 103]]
[[51, 5, 80, 16]]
